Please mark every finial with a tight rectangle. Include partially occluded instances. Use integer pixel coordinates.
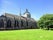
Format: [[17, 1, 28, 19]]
[[26, 9, 28, 12]]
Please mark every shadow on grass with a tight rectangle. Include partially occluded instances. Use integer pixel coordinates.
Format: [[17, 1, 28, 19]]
[[0, 28, 38, 31], [42, 28, 53, 31]]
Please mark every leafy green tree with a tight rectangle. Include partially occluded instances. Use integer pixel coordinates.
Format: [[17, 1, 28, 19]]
[[38, 14, 53, 30]]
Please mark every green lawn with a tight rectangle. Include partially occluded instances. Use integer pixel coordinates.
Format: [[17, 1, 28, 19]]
[[0, 29, 53, 40]]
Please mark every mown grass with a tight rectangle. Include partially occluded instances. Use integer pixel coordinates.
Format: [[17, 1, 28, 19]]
[[0, 29, 53, 40]]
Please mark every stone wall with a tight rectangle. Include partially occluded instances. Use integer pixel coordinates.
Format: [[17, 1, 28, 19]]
[[0, 13, 37, 30]]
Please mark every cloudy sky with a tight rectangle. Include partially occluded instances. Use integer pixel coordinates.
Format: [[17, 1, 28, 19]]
[[0, 0, 53, 20]]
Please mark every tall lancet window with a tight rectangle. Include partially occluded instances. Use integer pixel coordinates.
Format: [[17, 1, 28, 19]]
[[21, 20, 23, 27], [15, 20, 16, 27], [17, 21, 19, 27], [26, 21, 28, 26], [7, 20, 11, 28], [15, 20, 19, 27], [0, 19, 4, 28]]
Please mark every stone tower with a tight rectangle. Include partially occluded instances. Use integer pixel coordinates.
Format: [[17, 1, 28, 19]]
[[23, 9, 31, 18]]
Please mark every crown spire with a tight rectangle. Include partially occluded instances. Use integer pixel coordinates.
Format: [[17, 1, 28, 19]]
[[26, 9, 28, 12], [20, 8, 21, 16]]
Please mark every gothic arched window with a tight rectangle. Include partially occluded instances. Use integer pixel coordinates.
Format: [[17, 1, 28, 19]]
[[15, 20, 16, 27], [7, 20, 11, 28], [15, 20, 19, 27], [21, 20, 23, 27], [0, 19, 4, 28], [17, 21, 19, 27], [26, 21, 28, 26]]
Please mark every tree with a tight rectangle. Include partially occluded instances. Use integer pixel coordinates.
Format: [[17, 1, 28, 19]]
[[38, 14, 53, 30]]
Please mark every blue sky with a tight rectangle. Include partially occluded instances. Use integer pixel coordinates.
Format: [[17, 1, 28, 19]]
[[0, 0, 53, 20]]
